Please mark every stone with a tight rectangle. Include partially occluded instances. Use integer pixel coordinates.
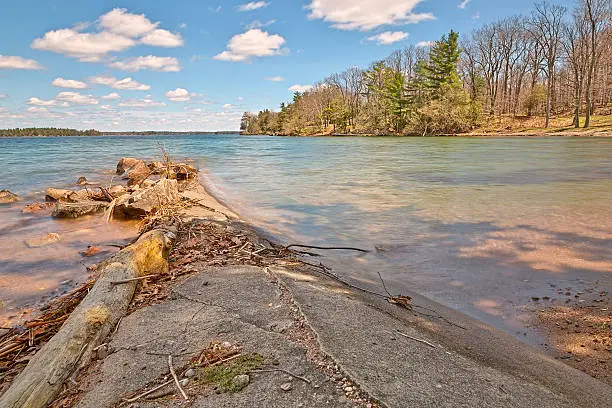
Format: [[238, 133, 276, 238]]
[[126, 161, 150, 186], [231, 374, 250, 391], [172, 163, 197, 181], [77, 176, 88, 185], [108, 185, 126, 197], [179, 378, 189, 387], [184, 368, 195, 378], [22, 202, 55, 216], [25, 233, 61, 248], [45, 188, 75, 202], [280, 382, 293, 392], [114, 179, 180, 219], [148, 161, 166, 175], [116, 157, 142, 175], [0, 189, 19, 204], [52, 201, 109, 218]]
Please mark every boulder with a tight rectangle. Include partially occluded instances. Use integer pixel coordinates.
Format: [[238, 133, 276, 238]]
[[114, 179, 180, 218], [22, 202, 55, 216], [52, 201, 109, 218], [0, 189, 19, 204], [116, 157, 142, 175], [45, 188, 75, 202], [126, 161, 150, 186], [172, 163, 197, 180], [25, 233, 61, 248]]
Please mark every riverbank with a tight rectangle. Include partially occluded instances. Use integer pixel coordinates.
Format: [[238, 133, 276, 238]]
[[1, 159, 610, 407]]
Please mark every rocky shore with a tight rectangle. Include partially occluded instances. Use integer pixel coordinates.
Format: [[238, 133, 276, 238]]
[[0, 158, 610, 407]]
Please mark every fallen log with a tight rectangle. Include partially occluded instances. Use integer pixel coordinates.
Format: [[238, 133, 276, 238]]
[[0, 229, 175, 408]]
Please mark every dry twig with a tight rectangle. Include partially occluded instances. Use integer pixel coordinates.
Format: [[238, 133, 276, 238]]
[[169, 354, 189, 401]]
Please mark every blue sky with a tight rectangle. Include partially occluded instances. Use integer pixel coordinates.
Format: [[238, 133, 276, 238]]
[[0, 0, 574, 131]]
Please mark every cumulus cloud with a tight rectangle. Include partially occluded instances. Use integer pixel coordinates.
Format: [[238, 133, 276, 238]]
[[89, 75, 151, 91], [238, 2, 270, 12], [52, 77, 89, 89], [214, 29, 286, 62], [31, 8, 183, 62], [55, 91, 99, 105], [109, 56, 181, 72], [306, 0, 435, 31], [102, 92, 121, 100], [458, 0, 471, 9], [367, 31, 408, 45], [0, 55, 45, 70], [165, 88, 191, 102], [265, 76, 284, 82], [27, 97, 56, 106], [119, 97, 166, 107], [289, 84, 313, 92], [416, 41, 434, 47]]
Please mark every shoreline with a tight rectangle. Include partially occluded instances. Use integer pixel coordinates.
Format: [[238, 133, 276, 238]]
[[1, 159, 610, 406]]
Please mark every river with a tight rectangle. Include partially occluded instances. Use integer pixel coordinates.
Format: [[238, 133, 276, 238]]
[[1, 134, 610, 343]]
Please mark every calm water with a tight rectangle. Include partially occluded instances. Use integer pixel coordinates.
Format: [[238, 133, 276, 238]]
[[1, 135, 611, 340]]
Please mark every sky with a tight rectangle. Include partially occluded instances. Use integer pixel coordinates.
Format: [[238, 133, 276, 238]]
[[0, 0, 575, 131]]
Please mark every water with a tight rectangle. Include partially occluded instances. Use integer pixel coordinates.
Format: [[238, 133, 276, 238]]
[[1, 135, 610, 340]]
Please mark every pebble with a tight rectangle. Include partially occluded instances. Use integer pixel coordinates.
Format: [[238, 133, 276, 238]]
[[344, 386, 353, 393], [180, 378, 189, 387], [232, 374, 250, 390], [184, 368, 195, 378], [281, 382, 293, 392]]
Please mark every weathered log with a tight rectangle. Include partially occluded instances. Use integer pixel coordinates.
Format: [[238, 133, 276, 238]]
[[0, 229, 174, 408]]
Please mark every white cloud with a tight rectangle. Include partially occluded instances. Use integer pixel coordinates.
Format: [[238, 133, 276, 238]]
[[89, 75, 151, 91], [99, 8, 159, 38], [265, 76, 285, 82], [214, 29, 286, 62], [306, 0, 435, 31], [367, 31, 408, 45], [237, 96, 244, 101], [140, 29, 183, 47], [289, 84, 313, 92], [179, 23, 187, 29], [109, 55, 181, 72], [222, 103, 233, 109], [27, 97, 56, 106], [56, 91, 99, 105], [52, 77, 89, 89], [119, 97, 166, 107], [458, 0, 471, 9], [0, 55, 45, 70], [32, 8, 183, 62], [102, 92, 121, 100], [31, 29, 135, 61], [472, 12, 480, 19], [27, 107, 48, 113], [166, 88, 191, 102], [238, 2, 270, 12], [245, 19, 276, 30], [0, 94, 8, 99], [416, 41, 434, 48]]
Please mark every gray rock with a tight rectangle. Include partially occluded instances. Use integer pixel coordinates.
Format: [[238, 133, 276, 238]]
[[280, 382, 293, 392], [52, 201, 109, 218], [184, 368, 195, 378], [231, 374, 250, 391], [114, 179, 180, 219], [0, 189, 19, 204]]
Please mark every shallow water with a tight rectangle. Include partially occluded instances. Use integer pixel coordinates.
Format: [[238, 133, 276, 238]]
[[0, 135, 610, 340]]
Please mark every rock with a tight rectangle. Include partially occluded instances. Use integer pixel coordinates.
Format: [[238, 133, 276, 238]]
[[81, 245, 101, 257], [108, 185, 126, 197], [172, 163, 197, 180], [45, 188, 75, 202], [231, 374, 250, 391], [52, 201, 109, 218], [76, 177, 88, 185], [25, 233, 61, 248], [180, 378, 189, 387], [184, 368, 195, 378], [0, 189, 19, 204], [280, 382, 293, 392], [22, 202, 55, 216], [126, 161, 150, 186], [148, 161, 167, 175], [114, 179, 180, 219], [116, 157, 142, 175]]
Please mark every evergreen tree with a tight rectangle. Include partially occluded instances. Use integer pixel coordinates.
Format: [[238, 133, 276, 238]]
[[418, 30, 462, 92]]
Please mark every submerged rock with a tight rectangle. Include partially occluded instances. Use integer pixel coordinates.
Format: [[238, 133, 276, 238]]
[[52, 201, 109, 218], [25, 233, 61, 248], [0, 189, 20, 204], [114, 179, 180, 218], [22, 202, 55, 216], [116, 157, 142, 175]]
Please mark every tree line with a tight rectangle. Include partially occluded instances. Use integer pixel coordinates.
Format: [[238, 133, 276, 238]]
[[241, 0, 611, 136], [0, 128, 102, 137]]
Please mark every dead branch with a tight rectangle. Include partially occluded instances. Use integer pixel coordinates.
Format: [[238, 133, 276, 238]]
[[286, 244, 370, 253], [123, 379, 174, 403], [249, 368, 312, 384], [110, 274, 159, 286], [394, 330, 437, 348], [168, 354, 188, 401]]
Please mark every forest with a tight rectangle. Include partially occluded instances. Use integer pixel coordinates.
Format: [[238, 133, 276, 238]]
[[0, 128, 102, 137], [241, 0, 612, 136]]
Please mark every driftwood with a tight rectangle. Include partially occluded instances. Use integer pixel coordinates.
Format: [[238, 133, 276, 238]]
[[0, 229, 174, 408]]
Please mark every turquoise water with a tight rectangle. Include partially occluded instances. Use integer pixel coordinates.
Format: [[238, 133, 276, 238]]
[[1, 135, 611, 338]]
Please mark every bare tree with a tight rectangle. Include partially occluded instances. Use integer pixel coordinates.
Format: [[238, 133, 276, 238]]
[[562, 9, 590, 127]]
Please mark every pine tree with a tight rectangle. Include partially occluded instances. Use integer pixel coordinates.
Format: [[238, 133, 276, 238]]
[[418, 30, 462, 92]]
